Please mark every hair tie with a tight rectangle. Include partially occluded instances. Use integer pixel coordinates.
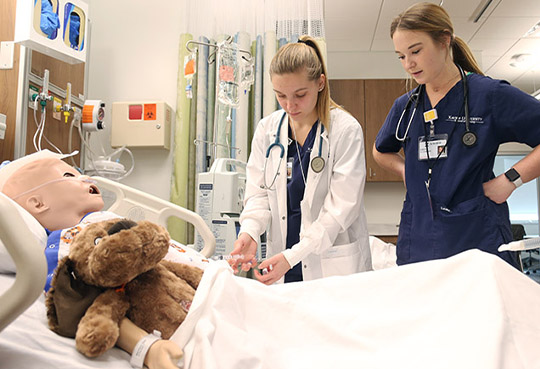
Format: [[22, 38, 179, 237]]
[[297, 38, 323, 64], [298, 39, 316, 49]]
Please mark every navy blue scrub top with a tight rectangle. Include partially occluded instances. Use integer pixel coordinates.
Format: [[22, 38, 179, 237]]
[[285, 121, 318, 282], [375, 73, 540, 269]]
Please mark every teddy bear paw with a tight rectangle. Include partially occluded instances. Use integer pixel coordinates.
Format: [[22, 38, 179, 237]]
[[75, 321, 119, 357]]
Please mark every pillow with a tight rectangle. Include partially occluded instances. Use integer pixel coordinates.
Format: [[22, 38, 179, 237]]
[[0, 192, 47, 273], [369, 236, 397, 270]]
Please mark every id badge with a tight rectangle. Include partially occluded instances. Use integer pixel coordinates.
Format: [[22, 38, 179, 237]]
[[418, 134, 448, 161], [287, 157, 293, 179]]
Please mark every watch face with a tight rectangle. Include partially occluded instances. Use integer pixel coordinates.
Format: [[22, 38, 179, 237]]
[[505, 168, 520, 182]]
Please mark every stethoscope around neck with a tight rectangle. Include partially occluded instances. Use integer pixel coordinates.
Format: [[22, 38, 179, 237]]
[[262, 111, 325, 190], [394, 64, 477, 148]]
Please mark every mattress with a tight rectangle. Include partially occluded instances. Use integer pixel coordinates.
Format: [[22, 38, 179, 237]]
[[0, 274, 133, 369], [0, 274, 131, 369]]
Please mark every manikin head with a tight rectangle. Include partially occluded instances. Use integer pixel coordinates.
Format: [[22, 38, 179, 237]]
[[1, 156, 104, 231]]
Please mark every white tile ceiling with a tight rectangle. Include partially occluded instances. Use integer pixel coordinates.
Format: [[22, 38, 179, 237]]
[[325, 0, 540, 93]]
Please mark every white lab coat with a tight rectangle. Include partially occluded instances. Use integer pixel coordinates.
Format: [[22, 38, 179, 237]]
[[239, 108, 372, 282]]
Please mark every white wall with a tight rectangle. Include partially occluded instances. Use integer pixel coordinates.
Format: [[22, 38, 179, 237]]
[[327, 51, 407, 79], [85, 0, 187, 200]]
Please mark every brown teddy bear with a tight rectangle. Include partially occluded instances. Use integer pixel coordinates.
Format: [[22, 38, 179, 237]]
[[45, 218, 203, 358]]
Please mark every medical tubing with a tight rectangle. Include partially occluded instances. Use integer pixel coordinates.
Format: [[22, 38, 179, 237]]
[[114, 147, 135, 181], [32, 96, 62, 154], [68, 114, 79, 168], [11, 176, 96, 200]]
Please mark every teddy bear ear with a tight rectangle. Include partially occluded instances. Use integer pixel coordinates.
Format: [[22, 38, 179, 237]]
[[46, 258, 104, 338], [107, 219, 137, 235]]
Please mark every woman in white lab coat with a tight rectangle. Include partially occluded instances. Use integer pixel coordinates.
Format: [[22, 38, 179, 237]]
[[231, 35, 372, 284]]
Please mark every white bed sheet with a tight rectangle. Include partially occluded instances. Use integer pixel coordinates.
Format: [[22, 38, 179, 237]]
[[3, 249, 540, 369], [172, 249, 540, 369], [0, 274, 132, 369]]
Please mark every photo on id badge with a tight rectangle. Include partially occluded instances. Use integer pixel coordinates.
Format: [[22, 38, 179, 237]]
[[287, 157, 293, 179], [418, 134, 448, 161]]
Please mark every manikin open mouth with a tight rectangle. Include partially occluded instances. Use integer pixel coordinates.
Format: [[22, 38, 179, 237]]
[[89, 185, 100, 195]]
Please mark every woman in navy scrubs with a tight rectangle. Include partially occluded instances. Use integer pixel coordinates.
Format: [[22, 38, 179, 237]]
[[373, 2, 540, 268], [231, 36, 372, 284]]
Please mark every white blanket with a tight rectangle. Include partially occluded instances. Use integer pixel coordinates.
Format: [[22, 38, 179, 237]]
[[0, 275, 132, 369], [171, 249, 540, 369]]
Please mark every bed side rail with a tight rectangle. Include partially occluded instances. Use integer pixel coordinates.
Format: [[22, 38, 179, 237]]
[[92, 177, 216, 257], [0, 194, 47, 332]]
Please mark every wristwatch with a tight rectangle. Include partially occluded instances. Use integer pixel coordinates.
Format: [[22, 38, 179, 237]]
[[504, 168, 523, 188]]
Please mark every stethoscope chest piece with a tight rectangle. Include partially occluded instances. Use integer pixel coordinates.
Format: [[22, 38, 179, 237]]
[[461, 131, 477, 147], [311, 156, 325, 173]]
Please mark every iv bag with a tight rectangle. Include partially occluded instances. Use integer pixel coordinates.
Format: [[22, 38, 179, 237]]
[[240, 55, 254, 92], [217, 42, 240, 107]]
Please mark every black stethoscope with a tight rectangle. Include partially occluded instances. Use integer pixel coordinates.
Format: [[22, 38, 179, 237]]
[[394, 65, 477, 147], [262, 112, 325, 190]]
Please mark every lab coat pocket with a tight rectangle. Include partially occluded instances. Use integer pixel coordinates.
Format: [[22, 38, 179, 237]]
[[320, 241, 360, 277]]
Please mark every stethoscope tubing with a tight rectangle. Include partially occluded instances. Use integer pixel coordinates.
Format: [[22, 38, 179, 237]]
[[394, 64, 473, 146], [395, 88, 421, 142], [263, 112, 325, 190]]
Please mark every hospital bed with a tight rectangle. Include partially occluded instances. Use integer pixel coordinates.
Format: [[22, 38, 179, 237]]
[[3, 178, 540, 369], [0, 176, 215, 368]]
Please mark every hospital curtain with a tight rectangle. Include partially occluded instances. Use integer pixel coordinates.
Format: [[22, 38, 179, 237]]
[[169, 0, 326, 245]]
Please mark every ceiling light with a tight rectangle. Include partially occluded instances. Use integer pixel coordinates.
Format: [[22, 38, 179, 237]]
[[470, 0, 496, 23], [509, 53, 539, 69], [524, 20, 540, 37]]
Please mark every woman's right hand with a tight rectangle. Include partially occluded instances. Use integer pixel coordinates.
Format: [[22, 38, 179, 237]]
[[230, 233, 258, 273]]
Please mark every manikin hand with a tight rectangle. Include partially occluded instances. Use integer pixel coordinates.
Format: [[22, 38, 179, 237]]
[[254, 253, 291, 285], [483, 174, 515, 204], [145, 340, 184, 369], [230, 232, 258, 273]]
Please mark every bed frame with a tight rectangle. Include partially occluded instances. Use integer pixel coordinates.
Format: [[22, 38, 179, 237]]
[[0, 176, 215, 333]]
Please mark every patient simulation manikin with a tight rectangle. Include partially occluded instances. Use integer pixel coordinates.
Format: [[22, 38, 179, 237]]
[[0, 153, 185, 369], [1, 157, 104, 231]]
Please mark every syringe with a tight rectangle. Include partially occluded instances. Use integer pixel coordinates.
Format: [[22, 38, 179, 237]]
[[211, 254, 245, 261], [212, 254, 273, 275]]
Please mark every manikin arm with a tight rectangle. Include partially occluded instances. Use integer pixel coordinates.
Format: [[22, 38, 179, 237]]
[[117, 318, 183, 369]]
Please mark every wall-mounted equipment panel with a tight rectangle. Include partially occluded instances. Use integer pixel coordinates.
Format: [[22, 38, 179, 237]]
[[14, 0, 89, 64], [111, 101, 172, 150]]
